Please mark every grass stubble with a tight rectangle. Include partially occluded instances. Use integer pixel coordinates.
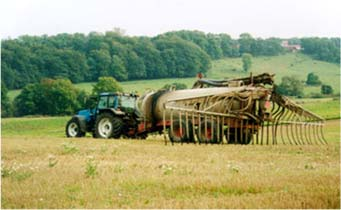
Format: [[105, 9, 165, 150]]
[[1, 119, 340, 208]]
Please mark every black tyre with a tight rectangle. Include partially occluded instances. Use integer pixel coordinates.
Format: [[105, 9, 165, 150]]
[[197, 120, 222, 144], [168, 120, 193, 143], [137, 133, 148, 140], [111, 117, 123, 139], [66, 118, 85, 138], [226, 128, 252, 144], [94, 113, 123, 139]]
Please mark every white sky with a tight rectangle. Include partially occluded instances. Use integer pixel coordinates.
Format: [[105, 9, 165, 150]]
[[0, 0, 340, 39]]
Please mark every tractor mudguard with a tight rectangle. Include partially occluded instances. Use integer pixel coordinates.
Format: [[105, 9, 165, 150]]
[[98, 108, 125, 116]]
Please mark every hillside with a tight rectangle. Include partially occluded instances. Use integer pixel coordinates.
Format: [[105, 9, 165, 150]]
[[209, 53, 340, 95], [7, 53, 340, 101]]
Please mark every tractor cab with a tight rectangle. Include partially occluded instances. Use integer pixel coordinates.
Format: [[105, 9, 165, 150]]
[[96, 92, 137, 114]]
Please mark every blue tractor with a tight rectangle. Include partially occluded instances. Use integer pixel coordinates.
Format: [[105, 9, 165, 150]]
[[65, 92, 145, 139]]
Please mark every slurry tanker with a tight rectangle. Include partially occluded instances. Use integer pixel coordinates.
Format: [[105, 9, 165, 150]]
[[66, 73, 326, 145]]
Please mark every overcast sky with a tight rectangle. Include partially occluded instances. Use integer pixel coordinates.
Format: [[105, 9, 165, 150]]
[[1, 0, 340, 39]]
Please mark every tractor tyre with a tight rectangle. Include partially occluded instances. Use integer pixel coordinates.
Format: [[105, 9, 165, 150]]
[[168, 120, 193, 143], [111, 117, 123, 139], [94, 113, 123, 139], [66, 118, 85, 138], [197, 120, 222, 144]]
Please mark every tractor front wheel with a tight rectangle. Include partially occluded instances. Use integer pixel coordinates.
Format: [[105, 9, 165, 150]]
[[66, 118, 85, 138]]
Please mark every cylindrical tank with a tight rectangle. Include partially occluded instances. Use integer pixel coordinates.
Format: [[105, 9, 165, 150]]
[[137, 86, 249, 123]]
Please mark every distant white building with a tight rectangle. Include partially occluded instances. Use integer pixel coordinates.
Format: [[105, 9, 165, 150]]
[[281, 40, 302, 52]]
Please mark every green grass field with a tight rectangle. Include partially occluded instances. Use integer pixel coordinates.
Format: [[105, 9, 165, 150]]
[[1, 97, 340, 208], [7, 53, 340, 101]]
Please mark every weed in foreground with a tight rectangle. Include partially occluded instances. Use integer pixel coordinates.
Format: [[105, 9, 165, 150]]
[[1, 162, 33, 181], [48, 154, 58, 168], [159, 164, 174, 175], [85, 156, 98, 178], [61, 142, 79, 154]]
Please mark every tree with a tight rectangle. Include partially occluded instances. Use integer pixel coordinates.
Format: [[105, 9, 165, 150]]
[[242, 53, 252, 72], [162, 83, 187, 90], [276, 76, 304, 97], [205, 34, 223, 59], [133, 38, 167, 78], [110, 55, 128, 81], [92, 77, 123, 95], [41, 79, 82, 115], [124, 50, 146, 80], [14, 79, 82, 116], [154, 36, 211, 77], [219, 34, 233, 57], [239, 33, 255, 54], [59, 49, 90, 83], [14, 83, 43, 116], [301, 37, 340, 63], [1, 83, 12, 117], [306, 72, 322, 86], [321, 84, 333, 95], [88, 49, 112, 80], [251, 38, 283, 56], [1, 62, 17, 89]]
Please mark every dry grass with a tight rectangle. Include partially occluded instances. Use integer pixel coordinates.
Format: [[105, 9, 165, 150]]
[[1, 119, 340, 209]]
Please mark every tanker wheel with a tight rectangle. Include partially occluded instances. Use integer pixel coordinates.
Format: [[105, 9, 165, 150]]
[[227, 128, 252, 145], [137, 133, 148, 140], [168, 120, 193, 143], [66, 118, 85, 138], [94, 113, 123, 139], [197, 120, 222, 144]]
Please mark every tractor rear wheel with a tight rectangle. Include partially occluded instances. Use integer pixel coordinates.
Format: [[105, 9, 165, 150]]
[[111, 117, 123, 139], [66, 118, 85, 138], [95, 113, 123, 139]]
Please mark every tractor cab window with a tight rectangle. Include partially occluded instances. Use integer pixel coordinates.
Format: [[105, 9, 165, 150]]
[[121, 96, 135, 109], [108, 95, 119, 109], [97, 96, 108, 109]]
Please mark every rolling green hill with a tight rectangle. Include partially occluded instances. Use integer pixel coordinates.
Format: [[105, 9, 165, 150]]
[[208, 53, 340, 95], [7, 53, 340, 101]]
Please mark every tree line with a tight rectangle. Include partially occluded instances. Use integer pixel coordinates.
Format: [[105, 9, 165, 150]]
[[300, 37, 340, 64], [1, 31, 211, 90], [3, 30, 338, 91]]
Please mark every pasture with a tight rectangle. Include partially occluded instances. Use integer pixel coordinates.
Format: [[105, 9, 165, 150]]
[[1, 99, 340, 208], [210, 53, 340, 95]]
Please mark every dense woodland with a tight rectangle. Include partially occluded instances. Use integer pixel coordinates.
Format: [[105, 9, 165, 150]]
[[2, 30, 339, 90]]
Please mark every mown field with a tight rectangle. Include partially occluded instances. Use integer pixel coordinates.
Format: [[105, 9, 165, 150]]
[[7, 53, 340, 101], [1, 99, 340, 208]]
